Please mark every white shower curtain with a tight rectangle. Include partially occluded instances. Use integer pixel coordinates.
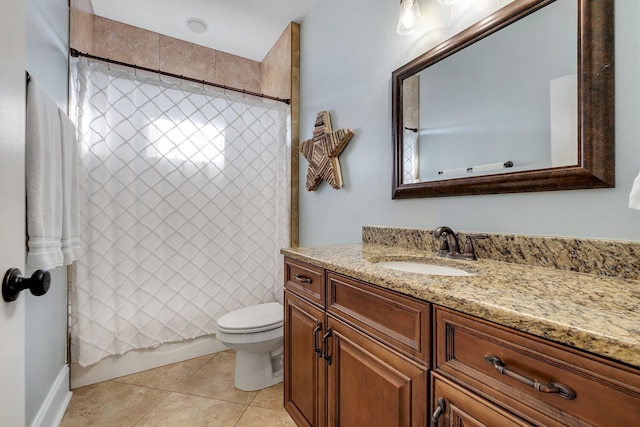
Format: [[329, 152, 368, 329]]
[[70, 60, 290, 367], [403, 129, 420, 184]]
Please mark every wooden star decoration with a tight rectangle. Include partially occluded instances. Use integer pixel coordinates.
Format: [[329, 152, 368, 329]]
[[300, 111, 354, 191]]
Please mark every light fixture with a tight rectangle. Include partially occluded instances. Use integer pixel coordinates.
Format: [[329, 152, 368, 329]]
[[186, 17, 208, 34], [437, 0, 457, 5], [397, 0, 423, 35]]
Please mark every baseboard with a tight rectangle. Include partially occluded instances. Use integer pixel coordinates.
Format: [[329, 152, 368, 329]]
[[70, 334, 227, 389], [30, 365, 72, 427]]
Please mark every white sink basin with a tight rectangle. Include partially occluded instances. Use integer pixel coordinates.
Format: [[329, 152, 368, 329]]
[[376, 261, 475, 277]]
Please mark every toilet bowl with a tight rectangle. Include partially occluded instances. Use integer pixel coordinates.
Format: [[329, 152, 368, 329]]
[[216, 302, 284, 391]]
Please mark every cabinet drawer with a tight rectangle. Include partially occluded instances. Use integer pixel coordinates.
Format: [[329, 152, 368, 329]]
[[434, 306, 640, 427], [431, 372, 532, 426], [284, 257, 325, 307], [327, 272, 430, 366]]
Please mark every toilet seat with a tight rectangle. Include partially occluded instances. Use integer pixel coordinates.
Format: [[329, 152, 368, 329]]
[[217, 302, 283, 334]]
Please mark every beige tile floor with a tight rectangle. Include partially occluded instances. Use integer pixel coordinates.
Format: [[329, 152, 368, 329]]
[[60, 350, 296, 426]]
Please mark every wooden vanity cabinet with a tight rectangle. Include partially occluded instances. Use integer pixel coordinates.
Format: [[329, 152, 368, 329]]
[[285, 256, 640, 426], [284, 257, 430, 427]]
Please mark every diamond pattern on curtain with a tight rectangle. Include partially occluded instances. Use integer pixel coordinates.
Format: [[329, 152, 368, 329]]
[[403, 129, 420, 184], [69, 61, 290, 367]]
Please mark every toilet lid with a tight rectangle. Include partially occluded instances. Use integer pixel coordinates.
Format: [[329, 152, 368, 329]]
[[216, 302, 283, 333]]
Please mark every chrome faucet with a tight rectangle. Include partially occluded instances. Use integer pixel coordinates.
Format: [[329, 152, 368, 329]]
[[431, 226, 488, 261]]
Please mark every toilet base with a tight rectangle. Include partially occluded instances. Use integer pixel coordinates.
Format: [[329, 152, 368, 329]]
[[234, 348, 283, 391]]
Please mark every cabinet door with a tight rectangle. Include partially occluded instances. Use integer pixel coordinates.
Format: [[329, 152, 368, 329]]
[[431, 373, 533, 427], [326, 316, 427, 427], [285, 291, 326, 427]]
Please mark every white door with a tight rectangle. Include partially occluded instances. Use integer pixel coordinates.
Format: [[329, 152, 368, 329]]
[[0, 0, 27, 425]]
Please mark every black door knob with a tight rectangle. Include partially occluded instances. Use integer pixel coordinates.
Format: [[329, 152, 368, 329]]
[[2, 268, 51, 302]]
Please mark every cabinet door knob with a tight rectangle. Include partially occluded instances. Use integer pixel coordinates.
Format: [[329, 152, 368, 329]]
[[2, 268, 51, 302]]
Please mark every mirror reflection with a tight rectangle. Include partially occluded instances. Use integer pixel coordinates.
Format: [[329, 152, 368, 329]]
[[402, 0, 577, 184]]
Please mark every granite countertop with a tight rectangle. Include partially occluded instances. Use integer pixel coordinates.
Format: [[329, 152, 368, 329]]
[[281, 243, 640, 368]]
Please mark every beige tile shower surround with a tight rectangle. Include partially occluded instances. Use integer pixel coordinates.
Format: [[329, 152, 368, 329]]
[[282, 226, 640, 368], [61, 351, 295, 427], [70, 0, 94, 54], [76, 15, 264, 93]]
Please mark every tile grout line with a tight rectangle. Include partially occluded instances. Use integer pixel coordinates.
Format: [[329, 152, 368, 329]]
[[108, 352, 219, 393], [109, 377, 256, 408], [107, 376, 255, 427], [234, 403, 252, 427], [130, 390, 174, 427], [180, 352, 219, 384], [105, 352, 261, 410]]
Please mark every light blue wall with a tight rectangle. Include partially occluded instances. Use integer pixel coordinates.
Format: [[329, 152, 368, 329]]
[[25, 0, 69, 425], [26, 0, 69, 107], [299, 0, 640, 246]]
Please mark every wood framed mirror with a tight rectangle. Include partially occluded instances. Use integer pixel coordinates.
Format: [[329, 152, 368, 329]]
[[392, 0, 614, 199]]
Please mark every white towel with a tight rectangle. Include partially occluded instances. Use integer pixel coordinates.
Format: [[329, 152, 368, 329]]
[[26, 78, 64, 270], [630, 171, 640, 210], [59, 108, 82, 264]]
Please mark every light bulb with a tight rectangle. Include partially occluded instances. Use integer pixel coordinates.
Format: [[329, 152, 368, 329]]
[[397, 0, 423, 35]]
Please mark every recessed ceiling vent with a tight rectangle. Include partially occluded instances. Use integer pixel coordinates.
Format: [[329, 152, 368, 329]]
[[186, 17, 208, 34]]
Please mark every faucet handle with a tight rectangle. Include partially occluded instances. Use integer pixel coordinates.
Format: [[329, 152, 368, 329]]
[[437, 232, 450, 256], [462, 234, 488, 260]]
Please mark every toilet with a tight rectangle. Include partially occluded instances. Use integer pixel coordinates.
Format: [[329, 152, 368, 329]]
[[216, 302, 284, 391]]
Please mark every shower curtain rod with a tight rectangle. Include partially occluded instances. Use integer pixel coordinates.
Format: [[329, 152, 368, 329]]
[[70, 48, 291, 105]]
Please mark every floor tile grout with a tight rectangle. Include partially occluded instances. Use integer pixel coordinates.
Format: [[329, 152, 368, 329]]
[[108, 378, 257, 408], [131, 391, 173, 427], [234, 404, 252, 427]]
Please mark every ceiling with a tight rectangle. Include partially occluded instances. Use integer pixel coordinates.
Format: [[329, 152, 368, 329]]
[[91, 0, 320, 62]]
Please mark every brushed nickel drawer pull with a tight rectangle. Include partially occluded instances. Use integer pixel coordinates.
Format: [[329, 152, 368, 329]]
[[485, 355, 576, 400], [431, 397, 445, 427], [294, 274, 312, 284]]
